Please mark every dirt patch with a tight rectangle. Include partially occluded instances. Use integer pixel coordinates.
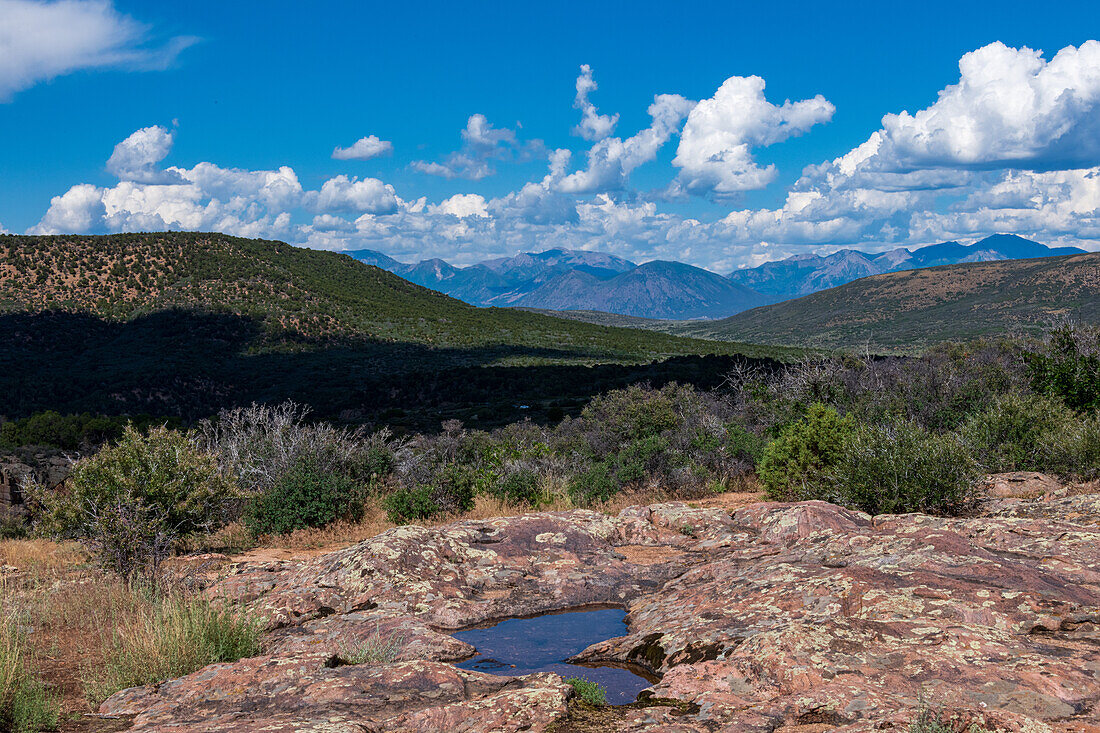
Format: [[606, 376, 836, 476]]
[[685, 490, 764, 511], [616, 545, 687, 565]]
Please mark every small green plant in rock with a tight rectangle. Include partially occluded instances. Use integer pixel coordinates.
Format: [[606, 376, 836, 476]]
[[908, 700, 991, 733], [565, 676, 607, 706]]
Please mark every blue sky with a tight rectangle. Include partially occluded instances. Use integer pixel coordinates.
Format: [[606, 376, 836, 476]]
[[3, 0, 1100, 271]]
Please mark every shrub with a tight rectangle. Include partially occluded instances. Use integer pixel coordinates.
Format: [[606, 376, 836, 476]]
[[829, 420, 979, 516], [758, 404, 855, 500], [1037, 414, 1100, 481], [565, 676, 607, 706], [568, 462, 619, 506], [1026, 324, 1100, 412], [613, 435, 672, 484], [244, 457, 365, 536], [0, 411, 177, 451], [382, 464, 476, 523], [200, 401, 398, 500], [0, 507, 27, 540], [31, 425, 237, 583], [725, 423, 766, 465], [908, 701, 991, 733], [958, 393, 1076, 472], [490, 468, 541, 506], [382, 486, 441, 523], [0, 613, 59, 733], [552, 383, 743, 495], [85, 590, 264, 704]]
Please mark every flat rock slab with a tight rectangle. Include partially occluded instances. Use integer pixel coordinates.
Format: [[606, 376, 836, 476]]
[[103, 486, 1100, 732]]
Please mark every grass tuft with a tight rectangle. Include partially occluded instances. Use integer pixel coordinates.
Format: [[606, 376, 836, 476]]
[[338, 626, 405, 665], [84, 589, 264, 704], [0, 608, 60, 733], [565, 676, 607, 707]]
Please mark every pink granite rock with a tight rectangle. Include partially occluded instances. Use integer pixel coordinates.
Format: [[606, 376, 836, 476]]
[[101, 486, 1100, 731]]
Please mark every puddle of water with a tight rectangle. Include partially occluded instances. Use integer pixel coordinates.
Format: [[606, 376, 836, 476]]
[[453, 607, 653, 705]]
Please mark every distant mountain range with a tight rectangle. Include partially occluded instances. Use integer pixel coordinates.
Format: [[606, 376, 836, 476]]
[[348, 234, 1086, 320], [729, 234, 1087, 301]]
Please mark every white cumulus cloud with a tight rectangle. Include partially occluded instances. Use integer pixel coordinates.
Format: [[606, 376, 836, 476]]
[[572, 64, 618, 141], [311, 175, 399, 214], [672, 75, 834, 196], [430, 194, 489, 218], [106, 124, 179, 183], [556, 93, 694, 194], [332, 134, 393, 161]]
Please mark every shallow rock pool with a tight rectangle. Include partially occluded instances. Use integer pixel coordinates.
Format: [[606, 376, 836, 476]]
[[453, 607, 653, 705]]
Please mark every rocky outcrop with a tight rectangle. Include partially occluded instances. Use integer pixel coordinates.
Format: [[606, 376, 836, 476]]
[[102, 487, 1100, 732]]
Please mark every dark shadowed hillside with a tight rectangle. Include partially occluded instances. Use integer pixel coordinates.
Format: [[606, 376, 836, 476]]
[[0, 232, 794, 427], [678, 252, 1100, 352]]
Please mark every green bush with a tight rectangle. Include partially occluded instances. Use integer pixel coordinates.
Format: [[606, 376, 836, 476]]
[[613, 435, 671, 483], [0, 507, 27, 540], [568, 462, 619, 506], [244, 457, 365, 535], [830, 419, 979, 516], [0, 411, 178, 451], [382, 486, 441, 523], [382, 464, 476, 524], [1026, 325, 1100, 412], [1037, 414, 1100, 480], [958, 393, 1075, 472], [490, 468, 541, 506], [725, 423, 766, 465], [31, 425, 237, 582], [758, 403, 855, 500]]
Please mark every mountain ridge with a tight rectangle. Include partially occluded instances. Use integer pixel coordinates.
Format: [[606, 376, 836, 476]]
[[350, 234, 1087, 320]]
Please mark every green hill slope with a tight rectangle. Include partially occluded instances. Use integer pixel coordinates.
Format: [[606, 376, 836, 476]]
[[0, 232, 774, 361], [673, 252, 1100, 353], [0, 232, 793, 426]]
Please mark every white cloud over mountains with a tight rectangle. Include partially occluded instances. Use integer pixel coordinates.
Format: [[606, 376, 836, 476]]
[[0, 0, 195, 101], [673, 75, 834, 196], [23, 42, 1100, 269]]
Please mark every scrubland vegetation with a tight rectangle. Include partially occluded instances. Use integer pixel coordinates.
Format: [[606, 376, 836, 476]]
[[1, 323, 1098, 728]]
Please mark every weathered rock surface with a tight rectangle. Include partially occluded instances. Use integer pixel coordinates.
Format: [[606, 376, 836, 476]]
[[102, 485, 1100, 732]]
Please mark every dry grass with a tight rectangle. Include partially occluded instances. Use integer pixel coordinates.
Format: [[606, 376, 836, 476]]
[[0, 539, 85, 578]]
